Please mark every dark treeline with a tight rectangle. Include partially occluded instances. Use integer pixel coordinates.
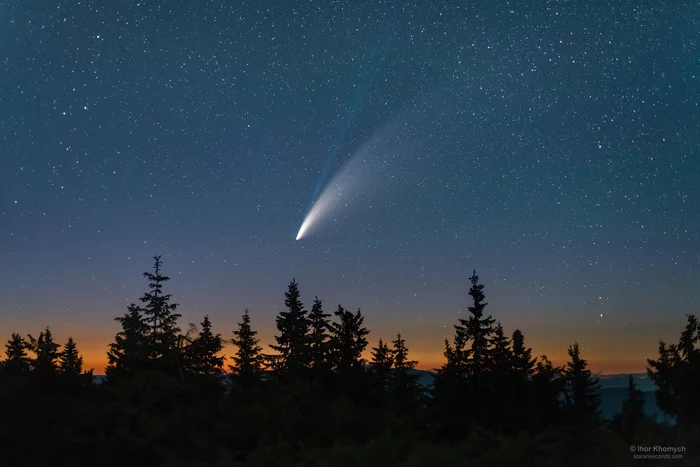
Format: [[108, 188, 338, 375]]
[[0, 256, 698, 466]]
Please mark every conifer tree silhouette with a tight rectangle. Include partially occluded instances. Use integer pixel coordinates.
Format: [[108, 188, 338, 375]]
[[27, 327, 60, 387], [456, 270, 495, 379], [391, 333, 417, 371], [269, 279, 311, 378], [564, 342, 602, 428], [488, 321, 513, 375], [390, 333, 421, 411], [2, 333, 32, 376], [612, 375, 646, 441], [58, 337, 83, 377], [140, 255, 181, 371], [483, 321, 517, 431], [436, 337, 464, 382], [647, 314, 700, 427], [370, 338, 393, 393], [433, 333, 465, 438], [230, 308, 265, 386], [58, 337, 92, 389], [531, 354, 566, 427], [432, 271, 495, 440], [308, 295, 332, 377], [187, 315, 224, 377], [621, 375, 645, 421], [107, 303, 150, 380], [329, 305, 369, 388], [511, 329, 536, 377], [441, 330, 469, 382], [497, 328, 537, 432]]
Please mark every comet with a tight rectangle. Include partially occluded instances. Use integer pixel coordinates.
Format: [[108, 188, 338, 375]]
[[296, 150, 369, 240], [296, 92, 446, 241], [295, 117, 404, 241]]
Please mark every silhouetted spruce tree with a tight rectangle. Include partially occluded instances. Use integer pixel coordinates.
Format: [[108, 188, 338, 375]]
[[230, 308, 264, 386], [432, 271, 496, 438], [511, 329, 536, 377], [433, 329, 467, 423], [488, 322, 513, 375], [455, 270, 495, 379], [308, 295, 332, 377], [435, 334, 467, 384], [564, 342, 602, 428], [106, 303, 150, 381], [502, 328, 537, 432], [432, 335, 471, 441], [531, 355, 566, 427], [269, 279, 311, 378], [187, 315, 224, 377], [27, 327, 60, 386], [140, 255, 181, 372], [390, 333, 422, 411], [484, 321, 518, 432], [430, 271, 495, 442], [58, 337, 83, 377], [612, 375, 646, 441], [450, 328, 469, 376], [370, 338, 393, 393], [329, 305, 369, 389], [621, 375, 645, 420], [647, 314, 700, 427], [2, 333, 31, 376], [58, 337, 92, 389], [679, 314, 699, 359], [648, 340, 681, 424], [433, 325, 467, 401]]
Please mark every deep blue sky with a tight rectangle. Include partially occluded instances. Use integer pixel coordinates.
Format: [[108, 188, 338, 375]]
[[1, 0, 699, 372]]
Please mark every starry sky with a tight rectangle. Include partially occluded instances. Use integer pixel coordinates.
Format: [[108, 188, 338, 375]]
[[1, 0, 699, 375]]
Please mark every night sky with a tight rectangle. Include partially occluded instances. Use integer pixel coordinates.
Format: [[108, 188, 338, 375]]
[[1, 1, 699, 375]]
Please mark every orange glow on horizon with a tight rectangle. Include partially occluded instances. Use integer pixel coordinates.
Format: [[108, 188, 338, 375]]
[[79, 349, 651, 377], [2, 311, 681, 378]]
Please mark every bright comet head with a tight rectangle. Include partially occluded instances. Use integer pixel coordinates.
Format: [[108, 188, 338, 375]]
[[295, 197, 328, 240]]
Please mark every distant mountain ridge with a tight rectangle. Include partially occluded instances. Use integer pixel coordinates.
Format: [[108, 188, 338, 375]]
[[596, 373, 655, 391]]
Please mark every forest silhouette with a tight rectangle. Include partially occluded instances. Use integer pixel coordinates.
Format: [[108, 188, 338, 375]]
[[1, 256, 698, 466]]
